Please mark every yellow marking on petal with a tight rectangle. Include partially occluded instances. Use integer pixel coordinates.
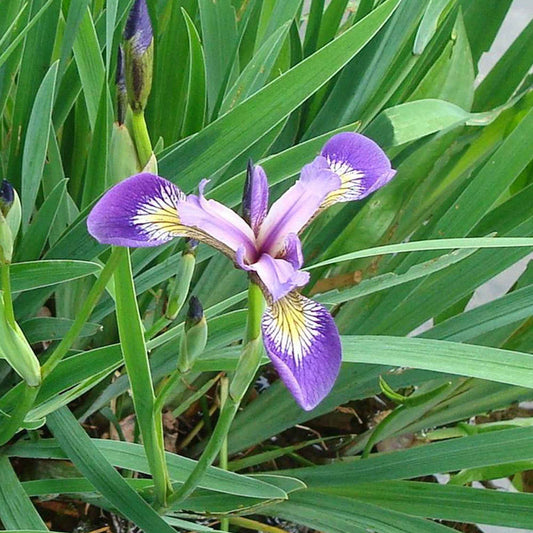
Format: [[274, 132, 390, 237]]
[[131, 183, 188, 241], [321, 158, 364, 208], [262, 292, 323, 366]]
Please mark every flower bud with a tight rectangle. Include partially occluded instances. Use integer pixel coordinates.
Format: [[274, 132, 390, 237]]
[[123, 0, 154, 112], [0, 180, 14, 216], [242, 160, 268, 235], [108, 123, 141, 186], [0, 181, 21, 264], [166, 245, 197, 320], [0, 294, 41, 386], [178, 296, 207, 373], [116, 46, 128, 125]]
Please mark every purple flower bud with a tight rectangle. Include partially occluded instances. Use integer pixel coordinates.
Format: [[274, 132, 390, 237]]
[[116, 46, 128, 125], [0, 180, 14, 217], [124, 0, 153, 54], [185, 296, 204, 330], [242, 160, 269, 235], [123, 0, 153, 112]]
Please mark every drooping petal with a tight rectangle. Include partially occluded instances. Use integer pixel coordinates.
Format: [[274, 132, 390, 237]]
[[257, 158, 340, 256], [179, 180, 257, 262], [242, 162, 269, 235], [261, 291, 341, 410], [87, 173, 188, 247], [320, 132, 396, 207], [237, 250, 309, 302]]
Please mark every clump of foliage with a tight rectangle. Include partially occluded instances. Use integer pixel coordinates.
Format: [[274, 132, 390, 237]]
[[0, 0, 532, 532]]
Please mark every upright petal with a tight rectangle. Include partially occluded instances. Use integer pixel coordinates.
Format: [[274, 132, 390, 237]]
[[262, 291, 341, 410], [179, 180, 257, 262], [320, 132, 396, 207], [242, 161, 269, 235], [257, 158, 340, 256], [238, 251, 309, 302], [87, 173, 187, 247]]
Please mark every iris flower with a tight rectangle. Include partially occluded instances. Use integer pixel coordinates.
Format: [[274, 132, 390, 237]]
[[88, 132, 395, 410]]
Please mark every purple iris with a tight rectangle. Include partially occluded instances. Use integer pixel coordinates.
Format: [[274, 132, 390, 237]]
[[87, 132, 395, 410]]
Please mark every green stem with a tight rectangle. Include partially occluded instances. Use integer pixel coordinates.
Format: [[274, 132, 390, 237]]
[[145, 315, 171, 340], [154, 367, 186, 414], [131, 110, 152, 167], [219, 376, 229, 532], [0, 383, 39, 446], [42, 247, 122, 378], [166, 283, 264, 508], [0, 261, 15, 328], [114, 247, 170, 507]]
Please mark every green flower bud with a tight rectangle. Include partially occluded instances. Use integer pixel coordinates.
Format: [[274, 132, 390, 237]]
[[0, 181, 21, 264], [166, 247, 197, 320], [108, 122, 141, 186], [0, 294, 41, 386], [123, 0, 153, 112], [178, 297, 207, 373]]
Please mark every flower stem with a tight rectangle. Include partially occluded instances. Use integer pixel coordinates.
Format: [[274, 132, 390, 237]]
[[219, 376, 230, 532], [131, 110, 152, 167], [0, 260, 16, 329], [114, 246, 171, 507], [166, 283, 264, 508]]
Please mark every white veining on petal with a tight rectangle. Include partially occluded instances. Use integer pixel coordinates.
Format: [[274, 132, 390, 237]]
[[262, 292, 324, 367], [322, 156, 364, 207], [131, 183, 185, 241]]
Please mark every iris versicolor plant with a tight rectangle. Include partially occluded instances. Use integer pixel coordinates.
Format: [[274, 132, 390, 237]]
[[87, 132, 395, 410]]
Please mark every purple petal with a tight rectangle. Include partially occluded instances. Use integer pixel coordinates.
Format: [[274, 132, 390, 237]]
[[242, 162, 269, 235], [87, 173, 186, 247], [262, 291, 341, 410], [124, 0, 153, 55], [238, 252, 309, 302], [257, 158, 340, 256], [279, 233, 304, 270], [179, 180, 257, 261], [320, 132, 396, 207]]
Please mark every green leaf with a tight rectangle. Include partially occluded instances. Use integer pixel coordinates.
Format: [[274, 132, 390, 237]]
[[0, 455, 47, 530], [280, 425, 533, 485], [474, 18, 533, 111], [421, 284, 533, 342], [266, 490, 454, 533], [9, 437, 288, 500], [73, 7, 105, 129], [198, 0, 238, 117], [413, 0, 453, 55], [10, 260, 102, 292], [324, 481, 533, 530], [181, 8, 207, 137], [158, 0, 401, 187], [20, 317, 101, 344], [21, 61, 59, 230], [46, 408, 177, 533], [220, 22, 291, 114], [341, 336, 533, 389], [309, 237, 533, 270], [16, 179, 67, 261], [315, 247, 477, 305]]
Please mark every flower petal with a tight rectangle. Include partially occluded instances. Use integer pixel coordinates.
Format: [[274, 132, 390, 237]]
[[257, 158, 340, 256], [242, 162, 269, 235], [261, 291, 341, 410], [321, 132, 396, 207], [179, 180, 257, 261], [237, 251, 309, 302], [87, 173, 188, 247]]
